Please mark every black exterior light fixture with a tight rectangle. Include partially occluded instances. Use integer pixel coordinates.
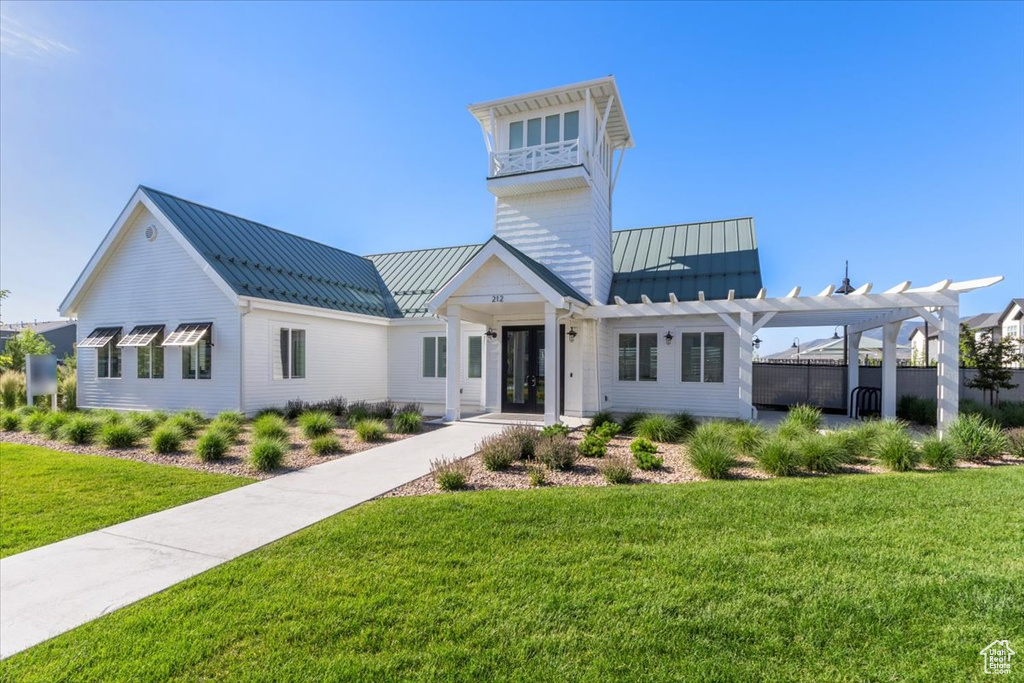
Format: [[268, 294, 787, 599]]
[[752, 336, 762, 349], [567, 326, 578, 342], [836, 260, 855, 295], [664, 330, 674, 345], [835, 261, 855, 364], [485, 328, 498, 340], [831, 325, 842, 341]]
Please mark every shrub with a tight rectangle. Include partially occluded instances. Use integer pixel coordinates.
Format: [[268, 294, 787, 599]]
[[587, 411, 617, 433], [0, 410, 21, 431], [178, 409, 207, 429], [670, 412, 698, 440], [126, 412, 161, 436], [873, 430, 920, 472], [100, 422, 140, 449], [796, 433, 846, 474], [23, 410, 48, 433], [61, 415, 99, 444], [527, 465, 546, 487], [310, 435, 343, 456], [254, 407, 285, 419], [1006, 428, 1024, 458], [164, 414, 199, 439], [431, 456, 471, 491], [92, 409, 122, 426], [42, 411, 71, 439], [946, 413, 1007, 462], [962, 399, 1024, 429], [346, 401, 372, 425], [633, 414, 679, 443], [249, 438, 286, 472], [397, 402, 423, 417], [312, 395, 348, 417], [630, 437, 658, 456], [283, 399, 310, 420], [578, 433, 608, 458], [370, 400, 396, 420], [787, 404, 823, 431], [897, 395, 937, 426], [601, 457, 633, 484], [393, 410, 423, 435], [755, 437, 800, 476], [354, 418, 388, 442], [632, 448, 663, 471], [298, 411, 336, 439], [59, 372, 77, 411], [620, 412, 647, 436], [687, 424, 737, 479], [540, 422, 571, 438], [920, 436, 957, 470], [215, 411, 246, 427], [195, 430, 230, 462], [151, 424, 185, 454], [253, 413, 289, 441], [0, 371, 25, 410], [503, 424, 539, 460], [731, 422, 767, 456], [593, 421, 621, 441], [479, 434, 518, 471], [537, 435, 577, 471], [208, 417, 242, 442]]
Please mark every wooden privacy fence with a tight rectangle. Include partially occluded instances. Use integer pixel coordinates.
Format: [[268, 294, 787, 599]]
[[752, 363, 1024, 411]]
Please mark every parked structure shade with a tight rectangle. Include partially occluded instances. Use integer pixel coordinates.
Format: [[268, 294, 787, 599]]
[[117, 325, 164, 347], [78, 327, 122, 348]]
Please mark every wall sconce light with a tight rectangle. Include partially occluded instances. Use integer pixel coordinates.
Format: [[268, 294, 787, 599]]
[[567, 327, 578, 342], [485, 328, 498, 340], [664, 331, 674, 345]]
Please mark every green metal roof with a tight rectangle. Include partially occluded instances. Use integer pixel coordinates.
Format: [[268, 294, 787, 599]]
[[489, 236, 589, 304], [609, 218, 762, 304], [142, 187, 399, 318], [366, 244, 482, 317]]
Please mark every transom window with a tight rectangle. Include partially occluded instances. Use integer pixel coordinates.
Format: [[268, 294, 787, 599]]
[[423, 336, 447, 378], [509, 110, 579, 149], [278, 328, 306, 380], [680, 332, 725, 383], [618, 333, 658, 382]]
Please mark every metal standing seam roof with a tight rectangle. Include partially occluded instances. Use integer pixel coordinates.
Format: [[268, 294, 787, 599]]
[[366, 244, 482, 317], [609, 218, 762, 304], [141, 187, 399, 318]]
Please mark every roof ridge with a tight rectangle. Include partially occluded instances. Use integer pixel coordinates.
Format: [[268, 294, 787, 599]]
[[365, 242, 483, 258], [613, 217, 755, 233]]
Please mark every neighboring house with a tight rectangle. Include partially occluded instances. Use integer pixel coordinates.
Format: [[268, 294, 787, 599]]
[[58, 77, 999, 427], [0, 320, 77, 361], [999, 298, 1024, 367], [908, 310, 1004, 366], [764, 335, 911, 364]]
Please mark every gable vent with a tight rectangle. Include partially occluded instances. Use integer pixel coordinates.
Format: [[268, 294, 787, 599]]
[[144, 224, 158, 242]]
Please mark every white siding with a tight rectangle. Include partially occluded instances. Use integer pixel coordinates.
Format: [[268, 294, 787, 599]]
[[242, 308, 389, 413], [387, 320, 486, 415], [75, 207, 240, 415]]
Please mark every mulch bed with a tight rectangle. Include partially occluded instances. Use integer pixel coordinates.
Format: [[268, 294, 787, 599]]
[[1, 422, 441, 480]]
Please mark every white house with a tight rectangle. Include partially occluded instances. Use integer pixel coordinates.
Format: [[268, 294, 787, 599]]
[[59, 77, 1001, 432]]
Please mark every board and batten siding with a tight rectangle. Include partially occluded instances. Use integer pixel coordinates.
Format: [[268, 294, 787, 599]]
[[602, 316, 741, 418], [75, 207, 241, 415], [387, 321, 485, 415], [242, 308, 389, 413]]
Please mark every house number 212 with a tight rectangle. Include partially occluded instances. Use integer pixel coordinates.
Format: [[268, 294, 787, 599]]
[[491, 295, 504, 303]]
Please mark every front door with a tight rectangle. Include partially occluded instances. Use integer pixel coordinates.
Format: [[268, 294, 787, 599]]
[[502, 326, 545, 413]]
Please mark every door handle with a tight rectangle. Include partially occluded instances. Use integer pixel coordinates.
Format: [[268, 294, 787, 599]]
[[529, 375, 537, 387]]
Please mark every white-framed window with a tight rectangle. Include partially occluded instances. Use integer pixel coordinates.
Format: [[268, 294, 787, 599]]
[[618, 332, 658, 382], [137, 331, 164, 379], [680, 332, 725, 383], [182, 335, 212, 380], [422, 336, 447, 378], [97, 332, 122, 379], [508, 110, 580, 149], [277, 328, 306, 380], [468, 336, 482, 379]]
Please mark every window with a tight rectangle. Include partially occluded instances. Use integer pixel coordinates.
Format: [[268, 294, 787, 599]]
[[468, 336, 482, 379], [97, 332, 122, 379], [137, 331, 164, 379], [423, 336, 447, 378], [680, 332, 725, 383], [618, 333, 658, 382], [508, 110, 580, 149], [162, 323, 213, 380], [278, 328, 306, 379]]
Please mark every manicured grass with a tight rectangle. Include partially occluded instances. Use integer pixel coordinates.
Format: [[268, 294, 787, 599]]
[[3, 469, 1023, 680], [0, 445, 253, 558]]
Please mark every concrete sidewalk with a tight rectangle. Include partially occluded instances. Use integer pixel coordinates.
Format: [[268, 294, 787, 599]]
[[0, 420, 501, 659]]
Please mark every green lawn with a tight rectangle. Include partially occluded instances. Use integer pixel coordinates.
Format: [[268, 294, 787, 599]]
[[0, 444, 253, 558], [2, 468, 1022, 681]]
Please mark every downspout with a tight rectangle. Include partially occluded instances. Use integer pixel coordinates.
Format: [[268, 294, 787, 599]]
[[239, 300, 253, 415]]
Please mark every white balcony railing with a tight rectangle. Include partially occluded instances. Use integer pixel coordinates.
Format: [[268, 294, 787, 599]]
[[490, 139, 581, 178]]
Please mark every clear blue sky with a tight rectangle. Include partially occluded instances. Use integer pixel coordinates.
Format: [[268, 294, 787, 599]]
[[1, 1, 1021, 353]]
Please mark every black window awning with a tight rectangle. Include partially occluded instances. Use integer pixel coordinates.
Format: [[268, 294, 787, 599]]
[[117, 325, 165, 347], [78, 327, 122, 348], [162, 323, 212, 347]]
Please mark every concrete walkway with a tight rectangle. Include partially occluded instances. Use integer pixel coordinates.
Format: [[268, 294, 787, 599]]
[[0, 420, 502, 659]]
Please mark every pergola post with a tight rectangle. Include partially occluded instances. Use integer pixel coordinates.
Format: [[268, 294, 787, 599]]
[[543, 303, 559, 426], [847, 331, 862, 413], [937, 304, 959, 435], [444, 305, 462, 422], [737, 311, 754, 420], [881, 322, 899, 418]]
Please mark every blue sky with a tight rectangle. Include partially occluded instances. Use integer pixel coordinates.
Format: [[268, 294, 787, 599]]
[[1, 1, 1021, 353]]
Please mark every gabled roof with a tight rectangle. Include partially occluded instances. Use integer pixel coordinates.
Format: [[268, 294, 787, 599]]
[[490, 236, 588, 304], [367, 244, 482, 317], [962, 311, 1001, 330], [609, 218, 762, 304], [141, 187, 399, 318], [998, 298, 1024, 324]]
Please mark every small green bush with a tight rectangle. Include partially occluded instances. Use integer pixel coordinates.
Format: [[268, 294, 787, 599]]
[[346, 401, 372, 425], [587, 411, 617, 433], [215, 410, 246, 426], [897, 395, 937, 426], [164, 415, 200, 439], [633, 414, 679, 443], [42, 411, 71, 439], [298, 411, 336, 439], [92, 409, 122, 426], [208, 418, 242, 442], [755, 437, 800, 476], [578, 433, 608, 458], [687, 424, 737, 479], [527, 465, 546, 487], [151, 424, 184, 454], [126, 412, 161, 436], [178, 408, 206, 426], [601, 457, 633, 484], [920, 436, 957, 470], [22, 410, 48, 433], [431, 456, 471, 491], [249, 438, 286, 472], [0, 410, 22, 431], [539, 422, 571, 438], [632, 449, 663, 471], [503, 424, 539, 459], [479, 434, 518, 471], [873, 430, 920, 472], [354, 418, 388, 442], [796, 433, 846, 473], [1006, 428, 1024, 458], [630, 437, 658, 456], [947, 413, 1007, 462], [310, 435, 343, 456], [593, 421, 621, 441], [195, 430, 230, 462], [100, 422, 140, 449], [15, 405, 39, 418], [620, 412, 647, 436], [253, 414, 289, 441], [731, 422, 767, 456], [61, 415, 99, 444], [393, 411, 423, 435], [670, 412, 698, 440], [537, 434, 577, 471], [787, 404, 823, 431]]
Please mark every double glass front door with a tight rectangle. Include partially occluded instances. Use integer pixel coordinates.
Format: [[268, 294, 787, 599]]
[[502, 326, 545, 413]]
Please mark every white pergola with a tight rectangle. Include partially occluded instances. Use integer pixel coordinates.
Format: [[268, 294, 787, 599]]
[[582, 276, 1003, 434]]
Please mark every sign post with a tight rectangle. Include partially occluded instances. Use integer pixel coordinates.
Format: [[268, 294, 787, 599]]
[[26, 354, 59, 410]]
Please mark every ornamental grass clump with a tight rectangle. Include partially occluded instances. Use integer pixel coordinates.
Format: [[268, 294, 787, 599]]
[[151, 424, 185, 454], [208, 417, 242, 442], [253, 414, 289, 441], [298, 411, 336, 439], [42, 411, 70, 439], [586, 411, 617, 433], [920, 436, 957, 470], [392, 410, 423, 435], [687, 423, 738, 479], [1006, 428, 1024, 458], [600, 456, 633, 484], [502, 424, 539, 460], [731, 422, 768, 456], [619, 412, 647, 436], [755, 436, 800, 477], [22, 410, 48, 433], [0, 371, 25, 410], [215, 411, 246, 427], [633, 414, 679, 443], [0, 410, 20, 431], [164, 415, 200, 439], [873, 430, 920, 472], [178, 409, 207, 428], [479, 434, 518, 471], [431, 456, 471, 491], [99, 422, 141, 449], [353, 418, 388, 442], [796, 433, 847, 474], [346, 401, 372, 425], [61, 415, 99, 445], [195, 430, 230, 462], [537, 434, 577, 471], [670, 412, 698, 440], [787, 404, 823, 431], [310, 435, 343, 456], [249, 438, 286, 472], [946, 413, 1007, 462], [527, 465, 546, 487], [630, 437, 662, 470], [126, 412, 162, 436]]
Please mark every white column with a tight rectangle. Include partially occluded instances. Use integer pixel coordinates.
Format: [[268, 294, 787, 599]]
[[847, 331, 861, 415], [737, 312, 754, 420], [937, 304, 960, 435], [544, 304, 559, 426], [881, 322, 899, 419], [444, 305, 462, 422]]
